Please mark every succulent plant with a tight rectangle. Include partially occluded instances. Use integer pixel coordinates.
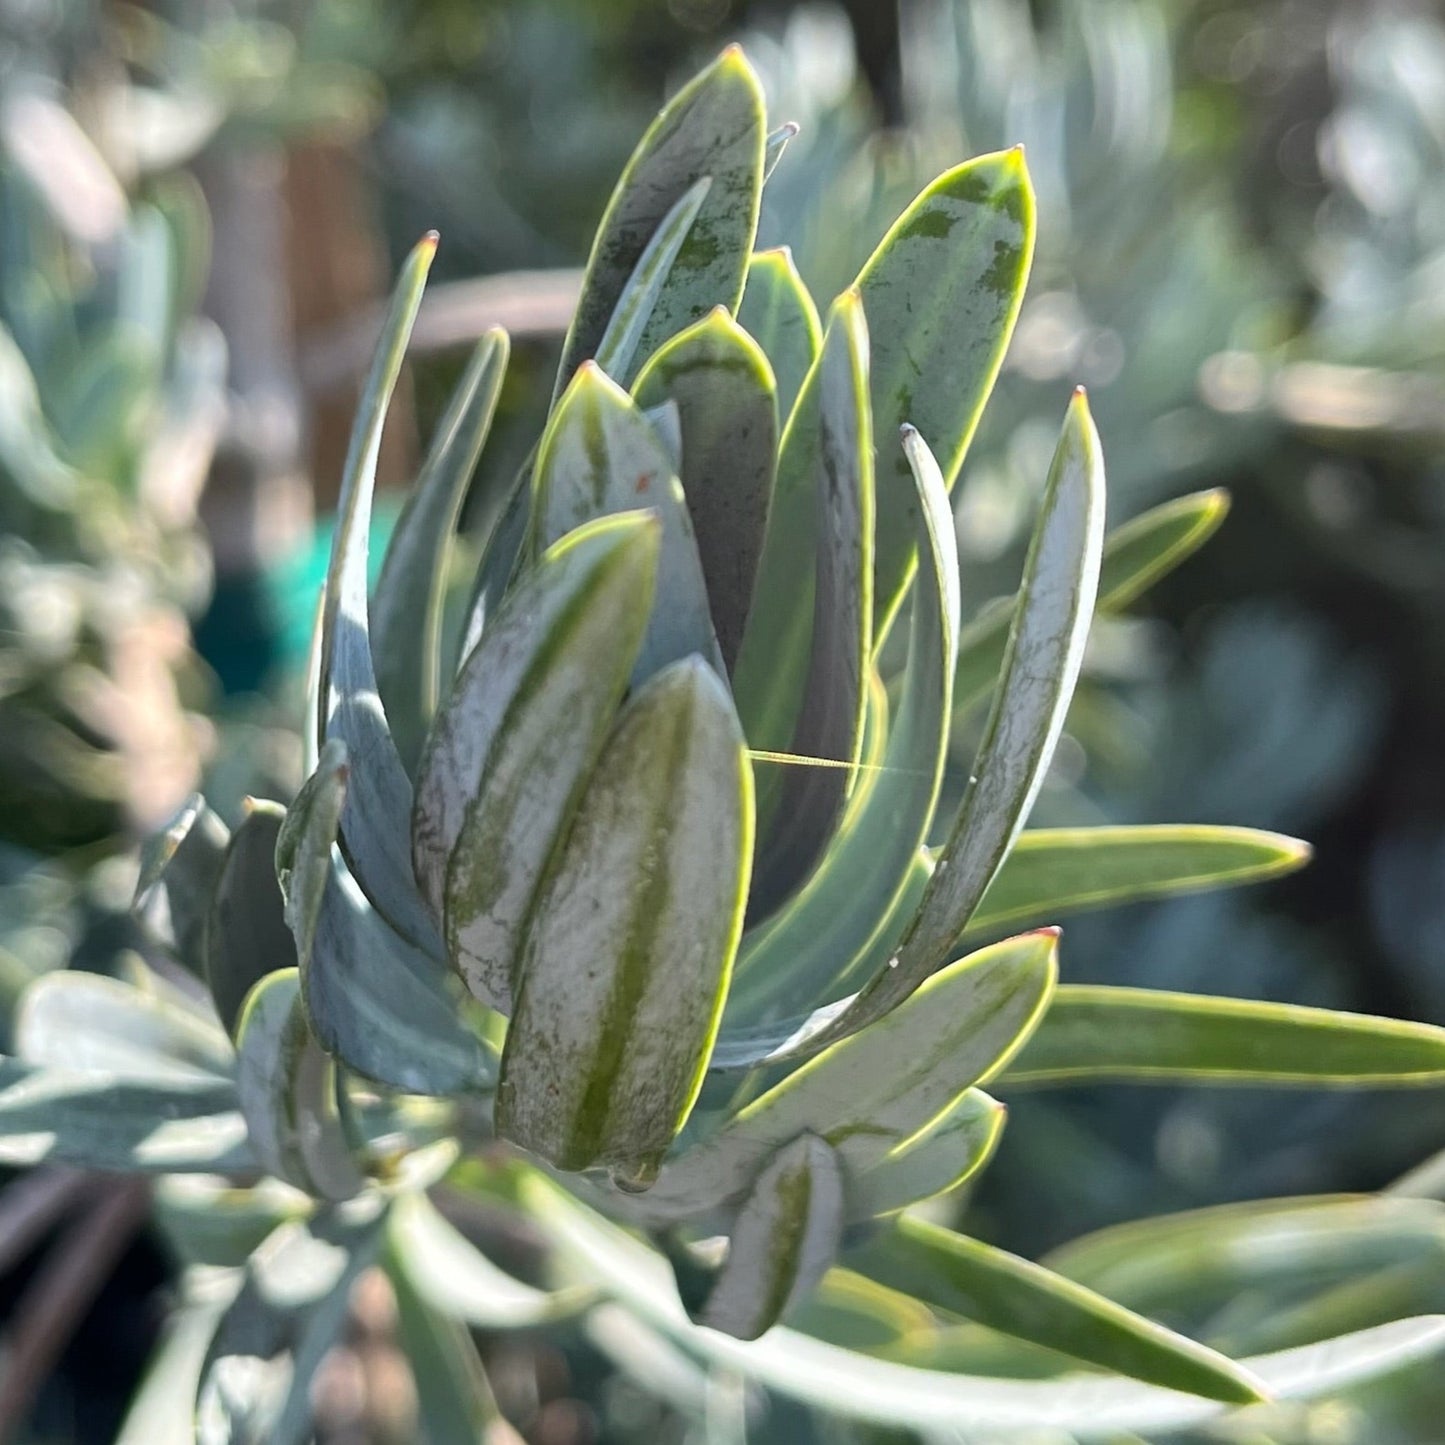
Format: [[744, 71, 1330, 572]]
[[9, 45, 1445, 1442]]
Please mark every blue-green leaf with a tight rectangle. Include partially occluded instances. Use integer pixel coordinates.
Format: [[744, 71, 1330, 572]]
[[736, 247, 820, 424], [632, 308, 778, 673], [373, 330, 509, 774]]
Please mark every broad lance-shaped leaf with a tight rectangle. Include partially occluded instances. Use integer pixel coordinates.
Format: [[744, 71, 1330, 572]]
[[848, 1216, 1266, 1405], [234, 969, 366, 1202], [737, 247, 820, 424], [372, 329, 509, 774], [533, 364, 721, 682], [16, 971, 233, 1083], [864, 149, 1034, 638], [208, 802, 296, 1040], [695, 1134, 843, 1340], [555, 45, 765, 396], [593, 176, 713, 383], [317, 233, 441, 954], [133, 792, 229, 970], [964, 824, 1310, 937], [633, 307, 779, 673], [728, 423, 958, 1023], [848, 1089, 1005, 1221], [284, 743, 491, 1095], [997, 986, 1445, 1087], [529, 1177, 1445, 1436], [956, 488, 1230, 715], [412, 512, 659, 1012], [496, 658, 753, 1177], [0, 1060, 250, 1172], [748, 291, 873, 922], [198, 1211, 383, 1445], [637, 933, 1054, 1223]]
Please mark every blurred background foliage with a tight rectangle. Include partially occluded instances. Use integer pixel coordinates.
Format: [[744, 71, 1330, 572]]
[[6, 0, 1445, 1440]]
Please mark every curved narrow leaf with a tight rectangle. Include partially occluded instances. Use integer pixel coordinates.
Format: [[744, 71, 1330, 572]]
[[643, 933, 1055, 1222], [413, 512, 658, 1010], [698, 1134, 844, 1340], [197, 1211, 383, 1445], [133, 792, 229, 970], [16, 971, 233, 1083], [956, 488, 1230, 715], [372, 329, 509, 774], [117, 1284, 233, 1445], [528, 1177, 1445, 1435], [318, 234, 440, 954], [388, 1191, 585, 1328], [1095, 487, 1230, 612], [748, 292, 874, 922], [633, 308, 779, 672], [0, 1060, 250, 1172], [454, 467, 532, 671], [593, 177, 713, 383], [857, 150, 1033, 637], [848, 1216, 1265, 1405], [736, 247, 820, 429], [534, 364, 721, 682], [555, 45, 765, 395], [846, 390, 1104, 1031], [848, 1088, 1005, 1221], [385, 1233, 505, 1445], [497, 658, 753, 1176], [728, 424, 958, 1023], [998, 986, 1445, 1087], [285, 745, 491, 1096], [965, 824, 1311, 937], [234, 970, 366, 1201], [209, 802, 296, 1040]]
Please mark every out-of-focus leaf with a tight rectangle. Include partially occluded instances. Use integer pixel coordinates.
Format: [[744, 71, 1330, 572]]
[[857, 150, 1034, 638], [555, 46, 765, 395], [497, 658, 753, 1177], [317, 234, 441, 954], [728, 424, 958, 1023], [737, 247, 820, 427], [647, 933, 1053, 1220], [697, 1133, 843, 1340], [234, 969, 365, 1201], [387, 1191, 584, 1328], [850, 1215, 1265, 1405], [955, 489, 1229, 714], [0, 1060, 250, 1172], [998, 987, 1445, 1087], [386, 1230, 504, 1445], [528, 1176, 1445, 1435], [748, 292, 873, 922], [209, 803, 295, 1040], [533, 364, 721, 683], [16, 970, 232, 1082], [134, 792, 230, 971], [154, 1176, 311, 1271], [415, 513, 658, 1012], [633, 308, 778, 672], [965, 824, 1311, 936], [197, 1210, 383, 1445], [373, 330, 508, 774]]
